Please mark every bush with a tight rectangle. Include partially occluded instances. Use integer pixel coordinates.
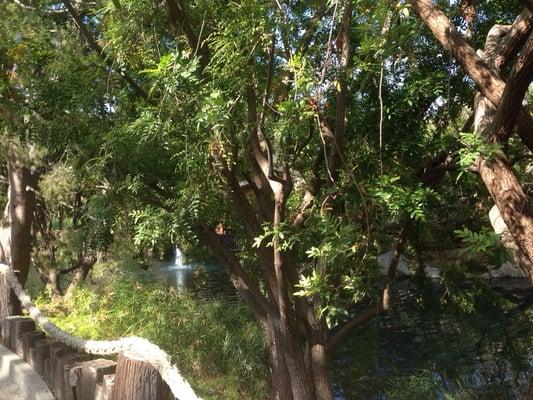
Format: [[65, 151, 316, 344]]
[[36, 278, 268, 400]]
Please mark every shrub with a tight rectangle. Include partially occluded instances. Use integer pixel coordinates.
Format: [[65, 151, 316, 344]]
[[36, 278, 268, 400]]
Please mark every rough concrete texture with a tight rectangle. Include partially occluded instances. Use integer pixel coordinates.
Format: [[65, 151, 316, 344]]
[[0, 344, 53, 400]]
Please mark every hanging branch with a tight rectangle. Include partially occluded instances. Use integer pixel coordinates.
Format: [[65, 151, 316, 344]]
[[378, 13, 392, 175], [326, 223, 410, 353], [164, 0, 210, 71], [61, 0, 152, 103]]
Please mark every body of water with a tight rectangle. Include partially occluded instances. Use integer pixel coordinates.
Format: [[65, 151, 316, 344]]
[[147, 248, 532, 399], [332, 280, 532, 399]]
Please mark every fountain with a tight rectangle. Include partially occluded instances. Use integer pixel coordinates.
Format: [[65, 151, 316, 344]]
[[173, 246, 186, 269]]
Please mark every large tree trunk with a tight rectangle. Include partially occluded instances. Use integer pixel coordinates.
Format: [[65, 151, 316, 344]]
[[477, 157, 533, 281], [261, 314, 332, 400], [0, 147, 37, 321], [202, 223, 335, 400], [408, 0, 533, 281], [471, 28, 533, 282], [264, 317, 294, 400]]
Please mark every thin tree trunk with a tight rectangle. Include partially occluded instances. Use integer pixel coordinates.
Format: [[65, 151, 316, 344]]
[[8, 148, 36, 286], [0, 148, 37, 321], [47, 269, 62, 297], [65, 263, 93, 297], [272, 191, 315, 400]]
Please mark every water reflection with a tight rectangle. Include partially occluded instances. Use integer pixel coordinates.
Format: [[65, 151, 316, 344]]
[[154, 247, 195, 291], [148, 254, 532, 399], [149, 247, 235, 296], [332, 281, 532, 399]]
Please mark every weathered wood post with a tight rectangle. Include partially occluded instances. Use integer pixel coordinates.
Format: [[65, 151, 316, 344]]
[[112, 353, 171, 400], [29, 338, 54, 375], [74, 358, 116, 400], [47, 341, 76, 386], [95, 374, 115, 400], [21, 330, 45, 361], [1, 316, 35, 352]]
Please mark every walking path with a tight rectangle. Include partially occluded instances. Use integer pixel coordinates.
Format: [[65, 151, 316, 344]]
[[0, 345, 53, 400]]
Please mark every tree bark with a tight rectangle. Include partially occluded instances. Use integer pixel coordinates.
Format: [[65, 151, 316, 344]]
[[264, 317, 294, 400], [490, 32, 533, 142], [471, 25, 533, 282], [0, 147, 37, 321], [476, 156, 533, 281], [8, 148, 36, 287]]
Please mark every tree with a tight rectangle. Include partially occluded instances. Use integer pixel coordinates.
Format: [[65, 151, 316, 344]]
[[408, 0, 533, 282], [1, 0, 531, 398]]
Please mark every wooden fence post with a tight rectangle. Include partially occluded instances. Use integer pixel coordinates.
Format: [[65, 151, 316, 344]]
[[112, 353, 171, 400], [75, 358, 116, 400], [1, 316, 35, 353]]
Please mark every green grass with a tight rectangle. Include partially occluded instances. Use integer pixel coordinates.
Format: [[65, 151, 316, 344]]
[[35, 277, 268, 400]]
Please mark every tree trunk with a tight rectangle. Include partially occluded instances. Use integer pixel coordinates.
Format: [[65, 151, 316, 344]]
[[65, 263, 92, 297], [262, 314, 332, 400], [8, 148, 36, 287], [47, 269, 62, 297], [471, 31, 533, 283], [202, 223, 335, 400], [264, 319, 294, 400], [308, 329, 332, 400], [0, 148, 37, 321], [476, 157, 533, 282]]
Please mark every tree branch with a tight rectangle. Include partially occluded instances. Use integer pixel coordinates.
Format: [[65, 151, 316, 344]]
[[246, 86, 286, 190], [326, 224, 410, 353], [61, 0, 152, 103], [408, 0, 533, 152], [200, 223, 275, 317], [521, 0, 533, 12], [164, 0, 210, 70], [331, 2, 352, 180], [491, 32, 533, 142], [299, 4, 327, 55], [494, 9, 533, 71]]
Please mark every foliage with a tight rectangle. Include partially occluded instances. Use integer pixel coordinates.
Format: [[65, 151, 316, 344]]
[[454, 227, 511, 266], [1, 0, 530, 397], [457, 132, 502, 180], [372, 175, 437, 222], [39, 163, 77, 207], [36, 278, 268, 400]]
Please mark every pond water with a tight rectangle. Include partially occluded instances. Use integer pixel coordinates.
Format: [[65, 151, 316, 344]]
[[149, 248, 532, 399], [332, 280, 532, 399]]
